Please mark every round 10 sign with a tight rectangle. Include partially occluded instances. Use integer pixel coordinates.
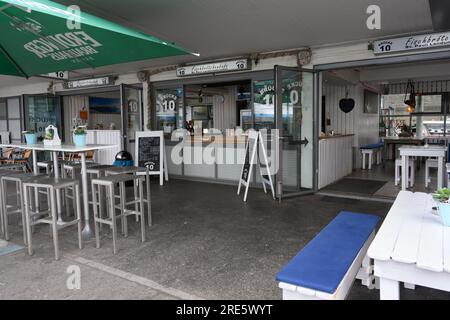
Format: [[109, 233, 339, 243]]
[[159, 93, 178, 112]]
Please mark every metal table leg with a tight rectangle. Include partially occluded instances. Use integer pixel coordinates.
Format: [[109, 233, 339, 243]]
[[32, 150, 39, 212], [52, 151, 63, 222], [80, 152, 93, 239]]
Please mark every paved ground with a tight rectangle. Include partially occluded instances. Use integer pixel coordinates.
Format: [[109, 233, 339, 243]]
[[1, 179, 450, 300]]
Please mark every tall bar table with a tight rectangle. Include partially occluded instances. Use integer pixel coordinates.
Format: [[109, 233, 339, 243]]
[[0, 143, 117, 239]]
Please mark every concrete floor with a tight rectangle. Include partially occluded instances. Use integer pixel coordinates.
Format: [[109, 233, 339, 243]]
[[1, 179, 450, 300]]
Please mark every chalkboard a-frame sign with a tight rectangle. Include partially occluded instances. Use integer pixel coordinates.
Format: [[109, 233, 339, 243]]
[[237, 131, 275, 202], [135, 131, 168, 186]]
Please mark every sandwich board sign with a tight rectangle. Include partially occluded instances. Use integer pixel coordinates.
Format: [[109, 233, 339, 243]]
[[135, 131, 168, 186], [237, 130, 275, 202]]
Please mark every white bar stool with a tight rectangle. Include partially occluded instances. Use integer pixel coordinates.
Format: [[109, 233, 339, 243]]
[[395, 158, 415, 187], [425, 158, 439, 188], [361, 149, 374, 170]]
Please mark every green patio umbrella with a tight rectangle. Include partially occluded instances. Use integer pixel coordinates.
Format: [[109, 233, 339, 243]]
[[0, 0, 196, 78]]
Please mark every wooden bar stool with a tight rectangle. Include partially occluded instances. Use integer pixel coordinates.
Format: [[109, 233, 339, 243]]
[[91, 174, 146, 255], [23, 177, 83, 260]]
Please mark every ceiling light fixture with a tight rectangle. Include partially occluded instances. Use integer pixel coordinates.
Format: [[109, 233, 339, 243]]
[[404, 80, 416, 113]]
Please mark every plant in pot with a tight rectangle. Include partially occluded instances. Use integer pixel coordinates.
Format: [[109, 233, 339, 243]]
[[23, 129, 37, 145], [73, 126, 87, 147], [433, 188, 450, 227], [398, 124, 413, 137]]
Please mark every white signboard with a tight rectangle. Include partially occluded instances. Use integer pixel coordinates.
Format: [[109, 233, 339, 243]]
[[40, 71, 69, 80], [63, 76, 114, 89], [177, 59, 250, 77], [373, 32, 450, 55]]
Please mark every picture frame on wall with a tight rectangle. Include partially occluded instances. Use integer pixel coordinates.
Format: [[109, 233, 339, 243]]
[[364, 89, 379, 114]]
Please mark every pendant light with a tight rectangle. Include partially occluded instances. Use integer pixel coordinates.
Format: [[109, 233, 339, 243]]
[[404, 80, 416, 113]]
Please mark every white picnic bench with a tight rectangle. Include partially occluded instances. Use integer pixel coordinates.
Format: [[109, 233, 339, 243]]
[[368, 191, 450, 300]]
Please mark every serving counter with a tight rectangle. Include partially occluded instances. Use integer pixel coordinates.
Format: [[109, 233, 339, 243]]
[[318, 134, 354, 189], [165, 134, 298, 188]]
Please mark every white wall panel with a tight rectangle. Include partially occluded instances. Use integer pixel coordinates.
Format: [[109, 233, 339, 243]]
[[86, 130, 122, 165], [318, 136, 353, 189]]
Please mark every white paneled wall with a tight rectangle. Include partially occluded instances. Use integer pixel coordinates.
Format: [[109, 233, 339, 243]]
[[86, 130, 122, 165], [323, 83, 379, 169], [319, 136, 353, 189]]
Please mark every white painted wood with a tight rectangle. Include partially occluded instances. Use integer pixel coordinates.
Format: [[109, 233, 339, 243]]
[[375, 259, 450, 294], [86, 130, 122, 165], [404, 283, 416, 290], [443, 227, 450, 273], [416, 211, 444, 272], [318, 135, 353, 189], [390, 192, 428, 264], [368, 191, 413, 261], [369, 192, 450, 299], [380, 278, 400, 300]]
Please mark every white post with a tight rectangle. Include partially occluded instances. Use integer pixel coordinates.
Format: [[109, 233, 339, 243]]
[[380, 278, 400, 300], [401, 154, 408, 191]]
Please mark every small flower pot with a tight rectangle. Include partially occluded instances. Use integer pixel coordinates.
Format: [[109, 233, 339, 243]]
[[24, 133, 37, 145], [438, 202, 450, 227], [73, 134, 87, 147]]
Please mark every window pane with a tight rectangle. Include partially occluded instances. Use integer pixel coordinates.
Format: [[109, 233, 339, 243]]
[[155, 88, 183, 135], [0, 100, 6, 119], [26, 96, 62, 141], [7, 98, 20, 118], [253, 80, 275, 131], [418, 95, 442, 113]]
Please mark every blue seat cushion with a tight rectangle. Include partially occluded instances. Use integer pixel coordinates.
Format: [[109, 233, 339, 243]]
[[276, 211, 380, 294], [360, 143, 384, 150]]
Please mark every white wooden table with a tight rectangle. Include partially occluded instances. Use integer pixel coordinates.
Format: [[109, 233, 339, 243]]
[[367, 191, 450, 300], [0, 143, 117, 239], [399, 145, 447, 191]]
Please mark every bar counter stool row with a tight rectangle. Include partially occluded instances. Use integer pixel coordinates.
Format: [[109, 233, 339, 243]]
[[0, 164, 152, 260]]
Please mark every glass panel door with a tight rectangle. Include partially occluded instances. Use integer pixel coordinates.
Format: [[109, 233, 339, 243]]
[[121, 84, 143, 156], [275, 66, 316, 198]]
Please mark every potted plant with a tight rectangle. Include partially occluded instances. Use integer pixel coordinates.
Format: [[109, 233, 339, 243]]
[[398, 124, 413, 137], [433, 188, 450, 227], [23, 129, 37, 145], [73, 126, 87, 147]]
